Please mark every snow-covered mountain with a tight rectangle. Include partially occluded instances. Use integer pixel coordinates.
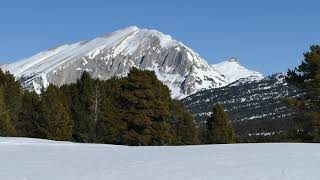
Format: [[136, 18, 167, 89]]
[[1, 26, 262, 98], [212, 58, 263, 83]]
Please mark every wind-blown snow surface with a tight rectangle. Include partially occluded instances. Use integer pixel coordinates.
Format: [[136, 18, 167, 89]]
[[0, 137, 319, 180]]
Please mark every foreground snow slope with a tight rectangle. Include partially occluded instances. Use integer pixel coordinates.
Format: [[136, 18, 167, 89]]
[[0, 137, 319, 180]]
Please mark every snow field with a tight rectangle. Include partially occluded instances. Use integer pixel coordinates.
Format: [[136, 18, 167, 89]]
[[0, 137, 319, 180]]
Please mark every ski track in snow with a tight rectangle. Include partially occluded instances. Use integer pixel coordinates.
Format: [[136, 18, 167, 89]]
[[0, 137, 319, 180]]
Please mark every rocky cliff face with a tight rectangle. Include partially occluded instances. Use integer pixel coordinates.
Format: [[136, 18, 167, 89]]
[[1, 26, 262, 98]]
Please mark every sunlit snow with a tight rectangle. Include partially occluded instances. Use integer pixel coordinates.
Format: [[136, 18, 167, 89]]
[[0, 137, 319, 180]]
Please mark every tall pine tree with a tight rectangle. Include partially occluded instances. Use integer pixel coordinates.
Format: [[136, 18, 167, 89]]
[[61, 72, 97, 142], [74, 72, 96, 142], [118, 68, 173, 145], [170, 100, 199, 145], [286, 45, 320, 142], [0, 87, 16, 136], [205, 104, 234, 144], [96, 78, 127, 144], [0, 69, 22, 129], [16, 91, 43, 138], [40, 85, 73, 141]]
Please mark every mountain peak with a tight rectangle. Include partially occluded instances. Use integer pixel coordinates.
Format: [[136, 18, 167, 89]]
[[117, 26, 140, 33], [227, 57, 239, 62], [124, 26, 140, 31], [1, 27, 263, 99], [212, 58, 263, 83]]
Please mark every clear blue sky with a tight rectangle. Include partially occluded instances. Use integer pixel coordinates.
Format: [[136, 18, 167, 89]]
[[1, 0, 320, 75]]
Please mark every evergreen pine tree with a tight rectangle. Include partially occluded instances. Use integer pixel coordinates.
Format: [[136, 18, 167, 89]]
[[0, 69, 23, 128], [118, 68, 173, 145], [171, 100, 199, 145], [0, 87, 16, 136], [96, 78, 127, 144], [60, 72, 97, 142], [40, 85, 73, 141], [286, 45, 320, 142], [73, 72, 96, 142], [96, 69, 199, 145], [16, 91, 44, 138], [205, 104, 234, 144]]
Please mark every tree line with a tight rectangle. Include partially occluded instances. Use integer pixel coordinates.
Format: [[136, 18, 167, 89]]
[[0, 67, 235, 145], [1, 45, 319, 145]]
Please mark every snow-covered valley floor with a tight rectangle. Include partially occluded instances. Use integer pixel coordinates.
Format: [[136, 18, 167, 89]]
[[0, 137, 319, 180]]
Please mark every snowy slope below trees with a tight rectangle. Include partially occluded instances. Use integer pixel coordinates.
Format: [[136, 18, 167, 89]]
[[0, 137, 319, 180]]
